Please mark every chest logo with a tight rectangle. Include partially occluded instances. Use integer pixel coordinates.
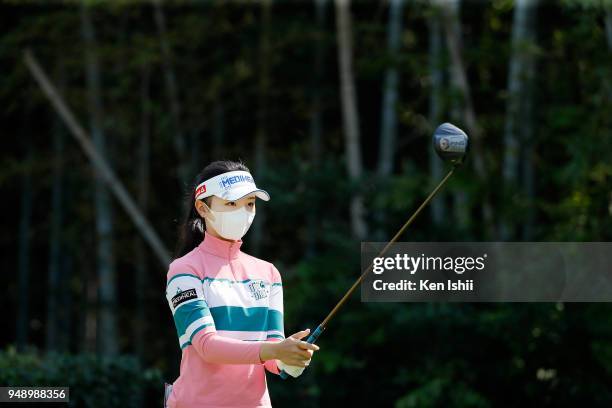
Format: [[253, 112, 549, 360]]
[[247, 280, 268, 301]]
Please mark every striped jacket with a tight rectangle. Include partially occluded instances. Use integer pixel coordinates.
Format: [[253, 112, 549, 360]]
[[165, 231, 285, 408]]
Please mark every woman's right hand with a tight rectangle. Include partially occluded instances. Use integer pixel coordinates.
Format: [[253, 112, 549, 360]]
[[260, 329, 320, 367]]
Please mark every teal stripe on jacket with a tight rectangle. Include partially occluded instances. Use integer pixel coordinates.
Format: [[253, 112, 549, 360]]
[[166, 273, 200, 288], [167, 275, 282, 289], [173, 300, 212, 336], [203, 277, 283, 287], [209, 306, 283, 332]]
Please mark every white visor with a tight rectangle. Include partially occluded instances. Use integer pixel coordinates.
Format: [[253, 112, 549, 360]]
[[194, 170, 270, 202]]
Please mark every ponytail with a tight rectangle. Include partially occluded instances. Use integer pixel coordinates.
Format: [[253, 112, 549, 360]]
[[173, 160, 250, 259]]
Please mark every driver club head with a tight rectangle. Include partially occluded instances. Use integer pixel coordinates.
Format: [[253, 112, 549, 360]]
[[433, 122, 469, 166]]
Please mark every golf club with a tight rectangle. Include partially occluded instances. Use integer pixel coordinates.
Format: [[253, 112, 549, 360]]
[[280, 122, 469, 380]]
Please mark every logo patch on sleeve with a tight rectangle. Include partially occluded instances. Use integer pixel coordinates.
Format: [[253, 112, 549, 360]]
[[172, 288, 197, 308]]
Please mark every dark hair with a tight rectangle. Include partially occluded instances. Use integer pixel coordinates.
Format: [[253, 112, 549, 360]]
[[174, 160, 250, 259]]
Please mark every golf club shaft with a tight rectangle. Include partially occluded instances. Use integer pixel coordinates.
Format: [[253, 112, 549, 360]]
[[280, 166, 456, 379], [320, 165, 456, 327]]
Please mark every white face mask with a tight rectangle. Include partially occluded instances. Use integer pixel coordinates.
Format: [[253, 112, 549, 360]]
[[204, 204, 255, 241]]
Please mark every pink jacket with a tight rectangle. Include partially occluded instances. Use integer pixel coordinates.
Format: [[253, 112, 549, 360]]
[[166, 231, 284, 408]]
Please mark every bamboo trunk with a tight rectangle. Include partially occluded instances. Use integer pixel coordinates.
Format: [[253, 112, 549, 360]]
[[336, 0, 367, 240], [428, 6, 445, 226]]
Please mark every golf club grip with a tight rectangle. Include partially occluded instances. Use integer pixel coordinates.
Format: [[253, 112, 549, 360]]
[[279, 326, 325, 380]]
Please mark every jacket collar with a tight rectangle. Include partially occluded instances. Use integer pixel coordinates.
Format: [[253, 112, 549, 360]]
[[198, 230, 243, 260]]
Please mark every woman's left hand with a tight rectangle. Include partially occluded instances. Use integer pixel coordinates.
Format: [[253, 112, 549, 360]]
[[259, 328, 319, 367]]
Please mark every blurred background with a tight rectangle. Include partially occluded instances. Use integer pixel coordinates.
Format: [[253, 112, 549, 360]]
[[2, 0, 612, 406]]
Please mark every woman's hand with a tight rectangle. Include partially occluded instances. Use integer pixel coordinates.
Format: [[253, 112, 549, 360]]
[[259, 329, 320, 367]]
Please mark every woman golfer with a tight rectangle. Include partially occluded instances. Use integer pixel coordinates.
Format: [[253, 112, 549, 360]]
[[164, 160, 319, 408]]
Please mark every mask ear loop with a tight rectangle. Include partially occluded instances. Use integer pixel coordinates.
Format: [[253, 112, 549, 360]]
[[199, 199, 217, 223], [192, 199, 206, 232]]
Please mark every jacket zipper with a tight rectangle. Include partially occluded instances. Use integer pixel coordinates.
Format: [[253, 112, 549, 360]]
[[228, 241, 236, 281]]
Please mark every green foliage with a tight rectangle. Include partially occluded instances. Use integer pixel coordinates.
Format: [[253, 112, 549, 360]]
[[0, 348, 162, 408], [395, 374, 490, 408], [2, 1, 612, 407]]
